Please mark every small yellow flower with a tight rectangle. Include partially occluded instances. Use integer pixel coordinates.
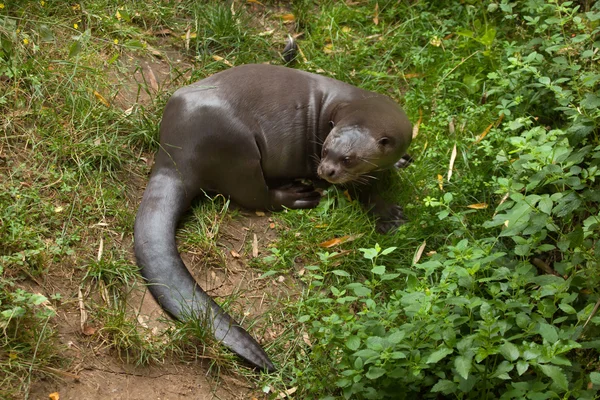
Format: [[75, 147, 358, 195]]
[[23, 38, 29, 45], [113, 39, 119, 45], [74, 23, 78, 29], [72, 4, 80, 11], [0, 3, 5, 9], [40, 0, 45, 6]]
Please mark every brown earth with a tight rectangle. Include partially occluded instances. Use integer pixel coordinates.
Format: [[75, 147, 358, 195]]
[[26, 34, 304, 399]]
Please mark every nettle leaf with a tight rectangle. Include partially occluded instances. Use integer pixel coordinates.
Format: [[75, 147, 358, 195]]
[[431, 380, 457, 394], [500, 342, 520, 361], [558, 303, 577, 314], [381, 246, 397, 255], [332, 269, 351, 277], [538, 322, 559, 343], [366, 366, 386, 380], [455, 355, 472, 380], [538, 364, 568, 391], [590, 372, 600, 385], [371, 265, 385, 275], [354, 349, 379, 360], [359, 247, 378, 260], [366, 336, 385, 351], [581, 93, 600, 110], [346, 336, 361, 351], [517, 360, 529, 376], [387, 330, 405, 344], [491, 360, 514, 380], [346, 283, 371, 297], [426, 347, 453, 364]]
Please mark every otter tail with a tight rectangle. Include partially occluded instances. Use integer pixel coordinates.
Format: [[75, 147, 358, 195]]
[[134, 172, 276, 372]]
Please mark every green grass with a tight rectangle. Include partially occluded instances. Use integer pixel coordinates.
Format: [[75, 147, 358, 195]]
[[1, 0, 600, 399]]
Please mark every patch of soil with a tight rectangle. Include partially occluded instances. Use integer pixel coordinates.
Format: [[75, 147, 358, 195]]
[[27, 45, 305, 399]]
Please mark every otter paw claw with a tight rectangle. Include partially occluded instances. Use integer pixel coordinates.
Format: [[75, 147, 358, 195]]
[[271, 182, 321, 209], [375, 204, 407, 234]]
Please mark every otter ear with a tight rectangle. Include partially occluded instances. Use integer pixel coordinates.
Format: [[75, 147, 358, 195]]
[[329, 121, 335, 129], [378, 136, 394, 147]]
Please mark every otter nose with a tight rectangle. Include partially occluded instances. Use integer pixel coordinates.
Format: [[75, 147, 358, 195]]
[[317, 165, 336, 179]]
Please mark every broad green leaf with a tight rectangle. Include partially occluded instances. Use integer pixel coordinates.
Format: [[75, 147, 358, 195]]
[[426, 347, 453, 364], [381, 246, 397, 255], [366, 366, 386, 380], [517, 360, 529, 376], [332, 269, 351, 277], [455, 355, 472, 380], [371, 265, 385, 275], [590, 372, 600, 385], [539, 364, 568, 391], [500, 342, 520, 361], [346, 336, 360, 351], [538, 322, 559, 343], [431, 379, 457, 394]]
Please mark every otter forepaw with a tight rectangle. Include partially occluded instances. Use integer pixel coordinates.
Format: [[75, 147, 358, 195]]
[[270, 182, 321, 209], [375, 204, 407, 234]]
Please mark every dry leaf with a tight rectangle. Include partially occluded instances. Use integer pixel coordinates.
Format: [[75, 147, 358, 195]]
[[373, 2, 379, 25], [255, 210, 266, 217], [281, 13, 295, 22], [82, 324, 96, 336], [277, 386, 298, 399], [97, 237, 103, 261], [403, 72, 422, 79], [252, 234, 258, 258], [412, 240, 426, 265], [230, 249, 240, 258], [153, 28, 172, 37], [247, 0, 264, 4], [212, 55, 233, 67], [144, 65, 158, 91], [146, 45, 163, 57], [467, 203, 488, 209], [475, 114, 504, 144], [258, 28, 275, 36], [302, 332, 312, 346], [437, 174, 444, 191], [341, 26, 351, 33], [323, 43, 334, 54], [318, 234, 363, 248], [78, 288, 87, 332], [493, 192, 510, 217], [412, 108, 422, 139], [115, 10, 121, 21], [93, 91, 110, 107], [49, 392, 60, 400], [343, 190, 353, 202], [314, 224, 329, 228], [447, 144, 457, 182]]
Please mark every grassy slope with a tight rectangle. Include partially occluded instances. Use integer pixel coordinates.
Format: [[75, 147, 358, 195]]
[[1, 1, 599, 399]]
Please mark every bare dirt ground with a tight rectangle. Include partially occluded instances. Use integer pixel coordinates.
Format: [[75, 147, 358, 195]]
[[26, 45, 300, 400]]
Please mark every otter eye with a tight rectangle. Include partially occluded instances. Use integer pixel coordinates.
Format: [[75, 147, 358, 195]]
[[329, 121, 335, 129], [322, 148, 329, 157], [378, 136, 391, 146], [341, 156, 352, 165]]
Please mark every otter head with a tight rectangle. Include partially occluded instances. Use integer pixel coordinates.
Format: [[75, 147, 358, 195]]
[[317, 97, 412, 185]]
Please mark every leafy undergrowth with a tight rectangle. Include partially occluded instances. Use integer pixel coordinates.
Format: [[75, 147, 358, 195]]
[[1, 0, 599, 399]]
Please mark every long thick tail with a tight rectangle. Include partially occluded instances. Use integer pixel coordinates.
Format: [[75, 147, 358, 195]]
[[134, 171, 276, 372]]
